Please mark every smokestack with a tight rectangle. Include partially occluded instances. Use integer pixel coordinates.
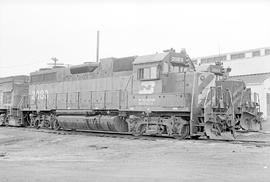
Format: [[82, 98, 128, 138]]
[[96, 30, 100, 62]]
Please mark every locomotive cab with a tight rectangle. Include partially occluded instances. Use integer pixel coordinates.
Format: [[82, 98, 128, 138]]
[[130, 49, 195, 112]]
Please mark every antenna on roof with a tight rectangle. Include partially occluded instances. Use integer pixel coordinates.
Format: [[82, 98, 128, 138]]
[[47, 57, 64, 68], [96, 30, 100, 62], [216, 42, 223, 64]]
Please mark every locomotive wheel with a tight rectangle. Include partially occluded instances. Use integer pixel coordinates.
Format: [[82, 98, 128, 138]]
[[48, 114, 61, 130], [4, 116, 9, 126], [240, 117, 261, 131], [0, 115, 4, 126], [23, 114, 31, 126], [40, 116, 51, 129], [0, 115, 8, 126], [173, 124, 190, 140], [205, 121, 235, 140], [53, 119, 61, 131], [132, 124, 146, 136], [31, 118, 40, 128]]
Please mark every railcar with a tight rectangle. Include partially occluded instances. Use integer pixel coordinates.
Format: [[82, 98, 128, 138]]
[[0, 75, 29, 126], [0, 49, 262, 140]]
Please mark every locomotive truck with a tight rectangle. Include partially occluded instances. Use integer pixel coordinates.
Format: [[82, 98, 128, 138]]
[[0, 49, 262, 140]]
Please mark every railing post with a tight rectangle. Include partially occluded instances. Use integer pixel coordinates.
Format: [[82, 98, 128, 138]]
[[183, 72, 186, 106], [126, 92, 129, 109], [66, 93, 68, 109], [35, 92, 38, 110], [55, 93, 58, 109], [90, 91, 92, 109], [45, 94, 48, 110], [119, 90, 121, 109], [104, 90, 106, 109], [78, 92, 80, 109]]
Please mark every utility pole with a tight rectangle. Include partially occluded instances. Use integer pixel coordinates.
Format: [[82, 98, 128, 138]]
[[96, 30, 100, 62]]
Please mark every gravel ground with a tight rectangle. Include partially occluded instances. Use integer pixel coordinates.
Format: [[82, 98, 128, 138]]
[[0, 127, 270, 182]]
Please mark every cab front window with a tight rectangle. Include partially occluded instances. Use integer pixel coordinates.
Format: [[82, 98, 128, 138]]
[[171, 65, 188, 73]]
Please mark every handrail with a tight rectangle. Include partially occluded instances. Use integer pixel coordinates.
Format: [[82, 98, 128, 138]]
[[17, 96, 24, 109], [190, 72, 196, 135], [124, 75, 133, 91]]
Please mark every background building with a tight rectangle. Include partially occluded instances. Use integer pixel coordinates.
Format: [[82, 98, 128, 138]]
[[193, 47, 270, 120]]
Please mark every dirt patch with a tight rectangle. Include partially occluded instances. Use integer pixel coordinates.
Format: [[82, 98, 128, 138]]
[[0, 127, 270, 182]]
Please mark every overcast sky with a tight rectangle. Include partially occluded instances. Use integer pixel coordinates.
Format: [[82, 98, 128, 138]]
[[0, 0, 270, 77]]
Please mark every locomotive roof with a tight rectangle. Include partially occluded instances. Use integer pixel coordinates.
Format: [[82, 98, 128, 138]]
[[0, 75, 29, 84], [133, 52, 169, 65], [30, 66, 66, 75]]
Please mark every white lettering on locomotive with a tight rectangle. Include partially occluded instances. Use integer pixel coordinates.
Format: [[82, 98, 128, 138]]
[[31, 90, 49, 100], [138, 98, 155, 105], [171, 56, 184, 63]]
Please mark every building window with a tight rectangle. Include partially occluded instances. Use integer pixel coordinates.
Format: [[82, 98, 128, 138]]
[[252, 51, 260, 57], [265, 49, 270, 55], [230, 53, 245, 60], [200, 55, 226, 64], [138, 66, 158, 80], [215, 56, 227, 62]]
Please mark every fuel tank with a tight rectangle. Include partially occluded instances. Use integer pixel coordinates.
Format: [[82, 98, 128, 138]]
[[57, 115, 129, 132]]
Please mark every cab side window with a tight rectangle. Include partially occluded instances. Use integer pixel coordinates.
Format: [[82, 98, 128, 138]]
[[138, 66, 158, 80]]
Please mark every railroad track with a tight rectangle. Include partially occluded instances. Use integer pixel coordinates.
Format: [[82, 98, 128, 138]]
[[2, 126, 270, 146], [3, 126, 161, 141]]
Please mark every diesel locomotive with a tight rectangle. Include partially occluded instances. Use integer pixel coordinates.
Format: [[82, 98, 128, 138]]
[[0, 49, 262, 140]]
